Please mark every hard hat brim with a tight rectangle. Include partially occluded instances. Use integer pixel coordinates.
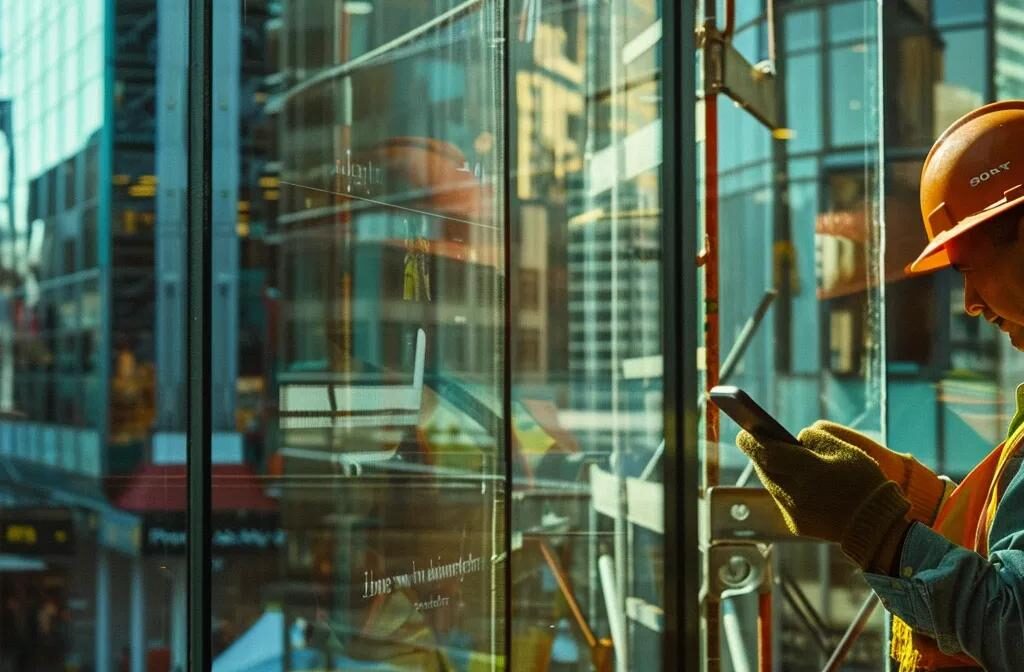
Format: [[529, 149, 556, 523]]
[[907, 189, 1024, 274]]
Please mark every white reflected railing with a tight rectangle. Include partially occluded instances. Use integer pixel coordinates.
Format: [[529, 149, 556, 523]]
[[278, 328, 425, 474]]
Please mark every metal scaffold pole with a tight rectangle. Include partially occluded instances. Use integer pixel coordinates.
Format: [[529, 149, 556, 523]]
[[699, 0, 783, 668]]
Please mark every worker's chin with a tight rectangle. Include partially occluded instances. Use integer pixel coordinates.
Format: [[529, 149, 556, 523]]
[[1007, 322, 1024, 352]]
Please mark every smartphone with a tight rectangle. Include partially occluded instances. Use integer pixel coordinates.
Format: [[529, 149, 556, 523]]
[[709, 385, 800, 444]]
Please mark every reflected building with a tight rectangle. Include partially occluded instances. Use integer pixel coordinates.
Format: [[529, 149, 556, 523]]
[[716, 0, 1018, 480], [996, 1, 1024, 98], [508, 3, 666, 669], [0, 1, 279, 670], [0, 2, 118, 669], [994, 1, 1024, 403], [512, 1, 663, 458]]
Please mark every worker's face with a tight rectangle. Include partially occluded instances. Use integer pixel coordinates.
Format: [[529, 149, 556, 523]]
[[946, 214, 1024, 351]]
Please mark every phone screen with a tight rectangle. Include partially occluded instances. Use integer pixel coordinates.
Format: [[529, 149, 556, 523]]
[[709, 385, 800, 444]]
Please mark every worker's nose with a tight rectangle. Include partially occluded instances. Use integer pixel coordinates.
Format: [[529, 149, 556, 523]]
[[963, 276, 986, 318]]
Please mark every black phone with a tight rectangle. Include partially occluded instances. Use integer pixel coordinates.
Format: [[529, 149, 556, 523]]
[[709, 385, 800, 444]]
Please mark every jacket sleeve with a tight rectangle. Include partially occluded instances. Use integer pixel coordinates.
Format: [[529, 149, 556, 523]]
[[864, 461, 1024, 672]]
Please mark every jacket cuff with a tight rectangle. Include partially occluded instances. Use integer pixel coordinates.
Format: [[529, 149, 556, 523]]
[[902, 460, 947, 525], [842, 480, 911, 570]]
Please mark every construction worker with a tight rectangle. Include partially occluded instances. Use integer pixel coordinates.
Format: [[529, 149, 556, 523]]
[[736, 100, 1024, 671]]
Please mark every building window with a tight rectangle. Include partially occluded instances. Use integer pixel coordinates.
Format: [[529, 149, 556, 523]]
[[516, 328, 541, 372], [517, 268, 539, 311]]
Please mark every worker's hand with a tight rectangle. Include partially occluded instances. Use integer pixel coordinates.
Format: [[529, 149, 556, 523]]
[[736, 426, 911, 573], [810, 421, 946, 526]]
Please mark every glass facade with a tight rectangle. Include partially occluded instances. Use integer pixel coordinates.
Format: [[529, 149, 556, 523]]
[[0, 1, 1019, 670], [262, 1, 507, 669]]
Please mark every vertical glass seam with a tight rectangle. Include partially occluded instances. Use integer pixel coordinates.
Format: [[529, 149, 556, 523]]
[[661, 1, 700, 669], [500, 0, 514, 667], [875, 0, 888, 445], [876, 1, 890, 666], [186, 0, 213, 669]]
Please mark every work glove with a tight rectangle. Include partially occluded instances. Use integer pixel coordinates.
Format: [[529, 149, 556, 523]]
[[810, 421, 947, 526], [737, 426, 911, 573]]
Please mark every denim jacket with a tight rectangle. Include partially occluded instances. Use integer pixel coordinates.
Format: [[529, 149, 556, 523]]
[[863, 384, 1024, 671]]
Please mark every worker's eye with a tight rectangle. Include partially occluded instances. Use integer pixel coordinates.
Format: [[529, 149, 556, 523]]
[[951, 262, 973, 273]]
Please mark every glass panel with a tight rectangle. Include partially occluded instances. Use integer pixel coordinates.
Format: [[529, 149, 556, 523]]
[[785, 9, 821, 53], [828, 1, 877, 42], [933, 0, 986, 27], [509, 0, 666, 669], [829, 40, 877, 147], [996, 6, 1024, 99], [220, 1, 507, 669], [934, 27, 988, 130], [737, 1, 763, 28], [706, 1, 887, 669], [879, 7, 1024, 670], [0, 0, 186, 670], [888, 0, 1024, 477], [886, 5, 999, 482], [785, 53, 822, 152], [887, 4, 940, 149]]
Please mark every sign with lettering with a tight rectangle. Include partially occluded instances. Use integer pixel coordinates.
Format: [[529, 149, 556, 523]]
[[0, 508, 75, 555], [361, 554, 485, 599], [142, 514, 285, 554]]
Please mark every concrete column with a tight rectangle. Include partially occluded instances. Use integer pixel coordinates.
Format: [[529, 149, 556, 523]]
[[131, 555, 145, 672]]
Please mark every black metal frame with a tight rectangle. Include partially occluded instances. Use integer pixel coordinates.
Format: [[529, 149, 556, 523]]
[[186, 0, 213, 669], [662, 1, 701, 670]]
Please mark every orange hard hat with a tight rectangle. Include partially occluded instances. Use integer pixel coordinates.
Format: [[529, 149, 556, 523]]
[[910, 100, 1024, 273]]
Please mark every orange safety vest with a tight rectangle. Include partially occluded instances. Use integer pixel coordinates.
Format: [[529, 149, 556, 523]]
[[891, 421, 1024, 671]]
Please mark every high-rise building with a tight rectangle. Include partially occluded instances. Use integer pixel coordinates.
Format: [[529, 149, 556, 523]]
[[0, 1, 279, 669]]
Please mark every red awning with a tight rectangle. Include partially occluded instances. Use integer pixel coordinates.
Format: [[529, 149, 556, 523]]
[[109, 463, 276, 512]]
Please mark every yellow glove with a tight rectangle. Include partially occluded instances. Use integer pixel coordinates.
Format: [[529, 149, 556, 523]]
[[737, 426, 911, 573], [810, 421, 946, 526]]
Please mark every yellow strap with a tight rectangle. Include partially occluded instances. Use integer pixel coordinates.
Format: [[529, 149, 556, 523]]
[[996, 422, 1024, 474], [983, 419, 1024, 549]]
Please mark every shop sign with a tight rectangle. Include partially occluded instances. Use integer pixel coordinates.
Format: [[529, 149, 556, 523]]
[[0, 508, 74, 555], [143, 515, 284, 554]]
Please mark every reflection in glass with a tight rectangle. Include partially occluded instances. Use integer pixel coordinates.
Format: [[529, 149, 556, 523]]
[[829, 43, 875, 147], [510, 0, 665, 669], [933, 0, 986, 27], [712, 1, 1024, 669], [713, 2, 888, 668], [5, 0, 1017, 669], [0, 1, 186, 670], [219, 1, 507, 670]]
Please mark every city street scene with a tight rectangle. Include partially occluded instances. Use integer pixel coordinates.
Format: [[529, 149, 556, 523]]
[[1, 0, 1024, 670]]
